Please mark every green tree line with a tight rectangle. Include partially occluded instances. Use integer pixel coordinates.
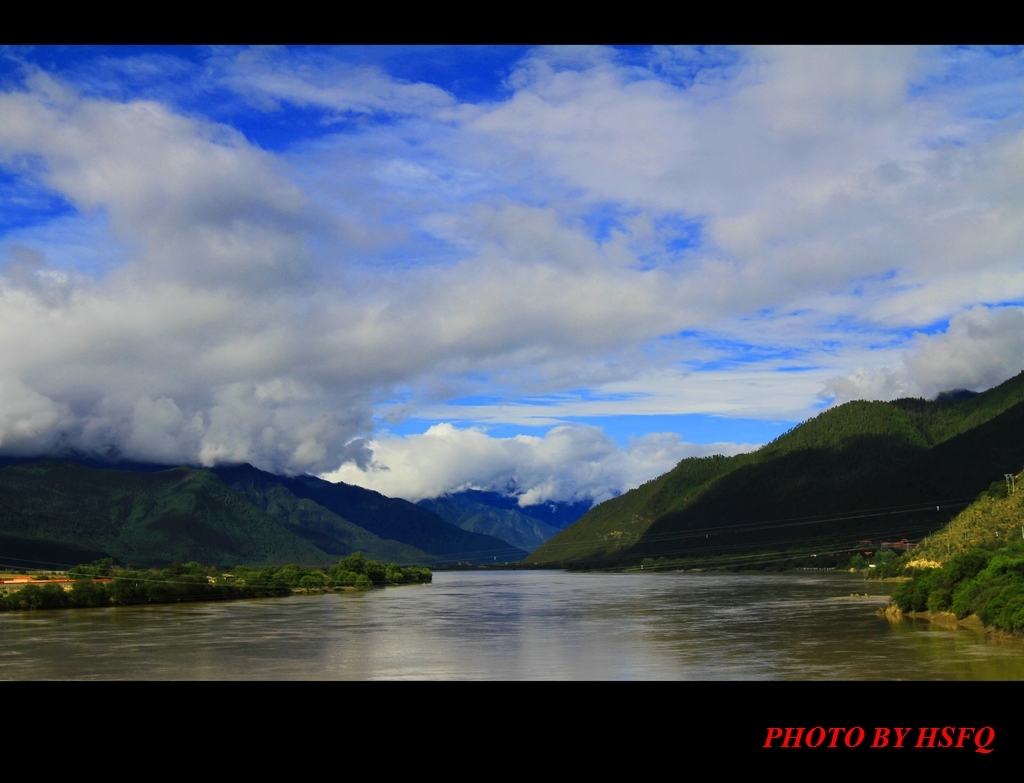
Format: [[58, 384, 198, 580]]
[[0, 554, 431, 612]]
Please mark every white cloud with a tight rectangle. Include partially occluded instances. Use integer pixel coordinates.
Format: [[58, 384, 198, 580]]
[[213, 47, 458, 117], [0, 47, 1021, 497], [324, 423, 754, 504], [0, 75, 364, 473], [0, 375, 70, 454], [822, 305, 1024, 403]]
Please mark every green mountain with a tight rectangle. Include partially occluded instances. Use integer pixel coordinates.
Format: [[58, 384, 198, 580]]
[[212, 464, 528, 564], [418, 494, 564, 552], [209, 464, 432, 564], [0, 460, 327, 568], [0, 459, 528, 570], [529, 371, 1024, 568]]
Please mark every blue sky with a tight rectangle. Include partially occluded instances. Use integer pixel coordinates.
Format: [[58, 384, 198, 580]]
[[1, 46, 1023, 503]]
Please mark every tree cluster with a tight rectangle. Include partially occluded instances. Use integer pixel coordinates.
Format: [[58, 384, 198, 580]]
[[891, 545, 1024, 633], [0, 553, 431, 612]]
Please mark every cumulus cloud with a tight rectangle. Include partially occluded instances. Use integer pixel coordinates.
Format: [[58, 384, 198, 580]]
[[324, 423, 755, 504], [822, 306, 1024, 403], [0, 70, 311, 292], [0, 375, 70, 454], [466, 46, 1024, 323], [0, 46, 1022, 495], [0, 73, 365, 473]]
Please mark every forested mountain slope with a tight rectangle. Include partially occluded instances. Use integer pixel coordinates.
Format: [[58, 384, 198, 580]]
[[210, 464, 432, 564], [529, 371, 1024, 568], [213, 464, 528, 564], [0, 460, 327, 568], [418, 493, 564, 552], [0, 459, 528, 570]]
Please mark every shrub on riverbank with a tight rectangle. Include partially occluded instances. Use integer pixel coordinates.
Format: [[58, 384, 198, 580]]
[[890, 543, 1024, 632], [0, 554, 430, 612]]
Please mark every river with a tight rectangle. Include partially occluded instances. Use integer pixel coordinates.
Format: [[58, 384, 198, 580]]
[[2, 570, 1022, 680]]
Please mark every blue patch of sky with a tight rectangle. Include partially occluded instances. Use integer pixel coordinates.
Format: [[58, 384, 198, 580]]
[[0, 208, 123, 278], [0, 170, 77, 233], [371, 409, 799, 448], [825, 314, 951, 344], [670, 329, 819, 364], [9, 46, 205, 104], [534, 391, 639, 405], [639, 46, 746, 91], [580, 207, 706, 261], [978, 298, 1024, 311], [441, 389, 641, 409], [232, 105, 368, 153], [5, 47, 418, 155], [904, 317, 951, 337], [581, 203, 633, 243], [679, 337, 811, 370], [633, 214, 706, 271], [442, 394, 505, 407], [909, 46, 1024, 123], [318, 46, 532, 105], [561, 413, 796, 448], [606, 46, 658, 69], [456, 422, 553, 440], [657, 214, 704, 253], [0, 47, 33, 88], [373, 417, 553, 440]]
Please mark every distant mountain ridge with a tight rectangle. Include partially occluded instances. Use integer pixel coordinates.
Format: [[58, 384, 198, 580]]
[[212, 464, 527, 564], [0, 460, 325, 569], [439, 490, 593, 531], [529, 372, 1024, 568], [0, 459, 526, 570], [418, 492, 566, 552]]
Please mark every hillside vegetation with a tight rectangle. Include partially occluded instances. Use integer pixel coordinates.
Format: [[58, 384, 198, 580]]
[[0, 459, 527, 570], [1, 554, 431, 612], [529, 371, 1024, 568], [213, 464, 527, 564], [905, 473, 1024, 566], [886, 474, 1024, 632], [0, 461, 326, 568], [419, 493, 574, 552]]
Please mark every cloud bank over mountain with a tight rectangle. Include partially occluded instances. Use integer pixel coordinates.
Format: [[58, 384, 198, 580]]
[[823, 305, 1024, 404], [326, 423, 755, 504], [1, 46, 1022, 499]]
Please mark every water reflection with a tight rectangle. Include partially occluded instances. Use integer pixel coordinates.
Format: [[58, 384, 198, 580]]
[[1, 570, 1021, 680]]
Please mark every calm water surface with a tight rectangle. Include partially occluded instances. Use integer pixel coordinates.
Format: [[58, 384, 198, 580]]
[[2, 570, 1023, 680]]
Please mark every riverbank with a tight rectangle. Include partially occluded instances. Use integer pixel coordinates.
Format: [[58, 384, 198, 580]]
[[879, 602, 1024, 643], [0, 554, 430, 612]]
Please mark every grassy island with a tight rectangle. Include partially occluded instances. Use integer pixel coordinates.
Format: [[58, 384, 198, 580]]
[[0, 553, 430, 612]]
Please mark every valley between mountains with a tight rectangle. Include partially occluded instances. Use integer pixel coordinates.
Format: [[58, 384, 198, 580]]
[[3, 371, 1024, 575]]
